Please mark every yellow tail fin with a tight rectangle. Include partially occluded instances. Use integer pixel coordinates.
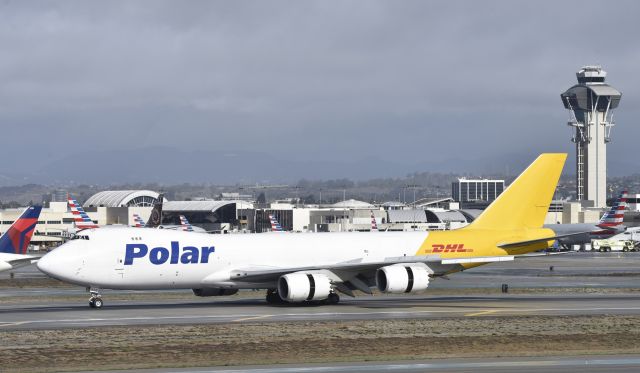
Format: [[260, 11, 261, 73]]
[[468, 153, 567, 230]]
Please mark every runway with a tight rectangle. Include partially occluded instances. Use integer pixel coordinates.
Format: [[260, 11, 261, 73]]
[[2, 252, 640, 330], [88, 355, 640, 373], [3, 253, 640, 372], [2, 292, 640, 330]]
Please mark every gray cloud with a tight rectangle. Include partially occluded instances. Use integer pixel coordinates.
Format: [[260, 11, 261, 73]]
[[0, 1, 638, 180]]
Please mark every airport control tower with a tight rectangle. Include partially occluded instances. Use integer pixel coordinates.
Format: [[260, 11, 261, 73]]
[[561, 66, 622, 207]]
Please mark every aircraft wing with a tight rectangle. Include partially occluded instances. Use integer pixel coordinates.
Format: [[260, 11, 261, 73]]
[[0, 253, 41, 272], [223, 254, 517, 284]]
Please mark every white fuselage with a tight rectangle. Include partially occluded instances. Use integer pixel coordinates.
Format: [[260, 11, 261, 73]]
[[37, 227, 429, 290]]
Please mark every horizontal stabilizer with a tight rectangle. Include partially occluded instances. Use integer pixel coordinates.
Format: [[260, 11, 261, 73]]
[[498, 231, 594, 248], [441, 256, 514, 265]]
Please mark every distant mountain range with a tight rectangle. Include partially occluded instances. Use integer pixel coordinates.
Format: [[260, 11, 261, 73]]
[[0, 146, 637, 186]]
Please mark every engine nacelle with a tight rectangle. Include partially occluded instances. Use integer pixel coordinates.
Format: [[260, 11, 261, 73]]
[[192, 288, 238, 297], [376, 264, 430, 294], [277, 273, 332, 302]]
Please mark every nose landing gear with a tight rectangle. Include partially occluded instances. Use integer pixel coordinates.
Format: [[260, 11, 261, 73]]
[[88, 288, 103, 309]]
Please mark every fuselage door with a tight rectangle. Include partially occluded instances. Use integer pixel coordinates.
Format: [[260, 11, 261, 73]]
[[115, 255, 125, 278]]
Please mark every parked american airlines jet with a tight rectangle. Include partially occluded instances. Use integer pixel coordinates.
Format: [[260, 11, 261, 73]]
[[179, 215, 194, 232], [370, 210, 378, 231], [38, 154, 571, 309], [132, 214, 146, 228], [268, 214, 284, 232], [545, 191, 628, 248], [68, 196, 99, 230], [142, 194, 205, 232], [0, 206, 43, 272]]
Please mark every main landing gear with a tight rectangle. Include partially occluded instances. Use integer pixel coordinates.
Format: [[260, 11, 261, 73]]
[[88, 288, 103, 309], [265, 289, 285, 304], [326, 292, 340, 305], [264, 289, 340, 305]]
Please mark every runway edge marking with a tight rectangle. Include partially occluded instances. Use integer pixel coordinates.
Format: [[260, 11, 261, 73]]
[[233, 314, 272, 323], [465, 309, 499, 317]]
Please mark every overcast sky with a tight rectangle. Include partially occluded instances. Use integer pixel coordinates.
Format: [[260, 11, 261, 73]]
[[1, 1, 639, 181]]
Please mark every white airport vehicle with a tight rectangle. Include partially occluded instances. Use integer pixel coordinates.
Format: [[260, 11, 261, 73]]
[[591, 226, 640, 252], [37, 154, 575, 309], [591, 239, 636, 252], [609, 227, 640, 243]]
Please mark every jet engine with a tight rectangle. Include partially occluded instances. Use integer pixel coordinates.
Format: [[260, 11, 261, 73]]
[[277, 273, 332, 302], [376, 264, 430, 293], [192, 288, 239, 297]]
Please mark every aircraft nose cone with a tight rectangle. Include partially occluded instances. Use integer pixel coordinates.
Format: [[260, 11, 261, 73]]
[[36, 248, 63, 278], [37, 241, 84, 281]]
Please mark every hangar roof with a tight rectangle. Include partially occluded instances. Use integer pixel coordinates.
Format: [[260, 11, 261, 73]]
[[387, 209, 474, 224], [330, 199, 375, 209], [432, 210, 469, 223], [84, 190, 163, 207], [381, 201, 406, 207], [163, 200, 254, 212], [459, 209, 483, 221], [388, 210, 428, 223]]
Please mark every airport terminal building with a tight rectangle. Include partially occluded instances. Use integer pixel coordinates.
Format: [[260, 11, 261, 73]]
[[0, 188, 632, 250]]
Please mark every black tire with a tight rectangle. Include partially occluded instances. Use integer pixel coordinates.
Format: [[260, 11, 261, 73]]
[[266, 290, 283, 304], [89, 299, 96, 308], [93, 298, 103, 309], [327, 293, 340, 305]]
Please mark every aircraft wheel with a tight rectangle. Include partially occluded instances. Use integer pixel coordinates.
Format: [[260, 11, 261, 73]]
[[89, 297, 103, 309], [327, 292, 340, 305], [93, 298, 103, 309], [265, 290, 281, 304]]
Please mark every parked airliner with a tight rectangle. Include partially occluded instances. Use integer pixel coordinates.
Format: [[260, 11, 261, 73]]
[[0, 206, 43, 272], [545, 190, 628, 248], [38, 154, 570, 309]]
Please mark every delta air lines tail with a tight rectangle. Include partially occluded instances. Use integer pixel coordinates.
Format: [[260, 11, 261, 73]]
[[38, 154, 569, 308], [0, 206, 43, 272]]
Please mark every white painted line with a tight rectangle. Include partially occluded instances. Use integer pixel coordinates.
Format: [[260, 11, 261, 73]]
[[3, 305, 640, 328], [232, 314, 272, 322]]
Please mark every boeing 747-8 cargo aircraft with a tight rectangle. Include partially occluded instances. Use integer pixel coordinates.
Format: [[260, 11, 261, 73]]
[[38, 154, 571, 308]]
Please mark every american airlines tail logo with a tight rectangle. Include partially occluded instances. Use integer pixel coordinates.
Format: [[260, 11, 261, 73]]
[[598, 190, 627, 228], [430, 244, 473, 253], [68, 196, 99, 229]]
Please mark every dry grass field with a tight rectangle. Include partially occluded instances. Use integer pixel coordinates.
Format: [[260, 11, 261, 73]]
[[2, 315, 639, 372]]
